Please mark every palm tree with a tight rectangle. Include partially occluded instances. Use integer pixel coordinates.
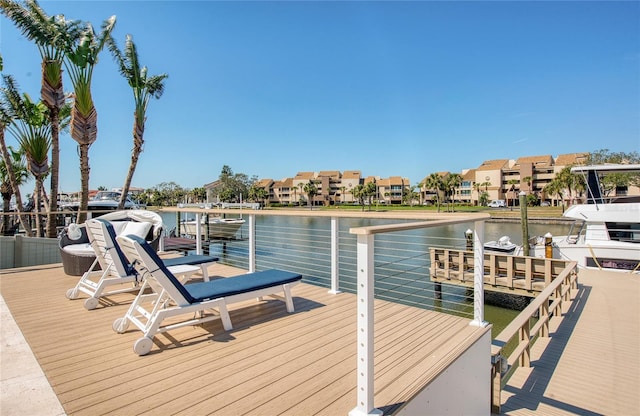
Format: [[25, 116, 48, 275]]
[[63, 15, 116, 223], [107, 34, 168, 210], [403, 185, 419, 206], [1, 0, 81, 237], [1, 76, 41, 236], [555, 166, 579, 206], [443, 173, 462, 212], [363, 181, 377, 211], [544, 179, 564, 210], [0, 145, 29, 234], [424, 173, 444, 212], [479, 181, 491, 206], [1, 76, 51, 236], [522, 176, 532, 193], [507, 179, 518, 210], [473, 182, 481, 206], [303, 180, 317, 209], [351, 184, 365, 211]]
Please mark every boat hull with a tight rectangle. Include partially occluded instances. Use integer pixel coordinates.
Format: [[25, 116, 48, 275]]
[[527, 239, 640, 272]]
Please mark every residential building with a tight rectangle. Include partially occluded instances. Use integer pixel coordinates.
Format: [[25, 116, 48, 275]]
[[376, 176, 410, 204], [201, 152, 637, 207]]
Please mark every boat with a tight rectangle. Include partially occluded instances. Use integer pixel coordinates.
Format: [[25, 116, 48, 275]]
[[180, 216, 245, 240], [484, 235, 518, 254], [61, 191, 140, 215], [514, 164, 640, 272]]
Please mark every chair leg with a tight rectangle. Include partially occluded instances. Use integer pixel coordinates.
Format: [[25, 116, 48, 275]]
[[284, 284, 295, 313], [219, 303, 232, 331], [201, 265, 209, 281]]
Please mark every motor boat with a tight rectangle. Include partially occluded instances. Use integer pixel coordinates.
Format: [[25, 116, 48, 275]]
[[62, 191, 140, 215], [518, 164, 640, 272], [484, 235, 518, 254], [180, 216, 245, 240]]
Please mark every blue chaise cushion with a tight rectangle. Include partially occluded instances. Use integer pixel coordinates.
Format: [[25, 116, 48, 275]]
[[185, 269, 302, 302]]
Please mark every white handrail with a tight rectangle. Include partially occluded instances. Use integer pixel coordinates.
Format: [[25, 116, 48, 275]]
[[348, 217, 488, 415]]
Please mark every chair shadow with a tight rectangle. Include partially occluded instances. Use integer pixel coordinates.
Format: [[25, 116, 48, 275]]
[[141, 296, 326, 354], [499, 282, 601, 415]]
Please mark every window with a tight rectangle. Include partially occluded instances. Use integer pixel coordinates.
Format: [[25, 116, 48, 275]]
[[606, 222, 640, 243]]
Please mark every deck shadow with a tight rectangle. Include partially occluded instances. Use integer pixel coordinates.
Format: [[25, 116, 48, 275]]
[[500, 282, 595, 415]]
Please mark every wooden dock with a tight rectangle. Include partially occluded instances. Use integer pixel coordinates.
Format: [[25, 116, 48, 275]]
[[501, 268, 639, 415], [430, 248, 573, 296]]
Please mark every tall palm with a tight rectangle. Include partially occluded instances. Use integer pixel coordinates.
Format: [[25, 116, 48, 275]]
[[1, 76, 38, 236], [63, 15, 116, 223], [2, 77, 51, 236], [507, 179, 518, 210], [1, 0, 81, 236], [0, 145, 29, 234], [545, 179, 564, 210], [303, 181, 317, 209], [363, 181, 377, 211], [425, 173, 444, 213], [351, 184, 365, 211], [107, 34, 167, 209], [443, 173, 462, 212], [473, 182, 481, 206]]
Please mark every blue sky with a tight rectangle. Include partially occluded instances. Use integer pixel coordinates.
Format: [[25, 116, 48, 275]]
[[2, 1, 639, 193]]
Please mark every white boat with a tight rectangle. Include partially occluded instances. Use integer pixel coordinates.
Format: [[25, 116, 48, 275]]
[[61, 191, 140, 214], [484, 236, 518, 254], [180, 216, 245, 240], [516, 164, 640, 272]]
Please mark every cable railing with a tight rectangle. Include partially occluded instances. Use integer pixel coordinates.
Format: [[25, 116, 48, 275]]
[[176, 211, 483, 320]]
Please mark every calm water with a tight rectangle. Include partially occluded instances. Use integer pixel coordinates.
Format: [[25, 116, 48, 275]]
[[158, 211, 570, 339]]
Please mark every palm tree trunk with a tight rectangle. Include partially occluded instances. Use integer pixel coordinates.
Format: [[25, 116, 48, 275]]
[[47, 106, 60, 237], [118, 119, 144, 210], [0, 131, 32, 236], [70, 103, 97, 224], [76, 143, 90, 224], [34, 180, 42, 237], [42, 61, 66, 237]]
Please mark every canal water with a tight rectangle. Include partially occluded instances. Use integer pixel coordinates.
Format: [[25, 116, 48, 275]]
[[158, 211, 571, 339]]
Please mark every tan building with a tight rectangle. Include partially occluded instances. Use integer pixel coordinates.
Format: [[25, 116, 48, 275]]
[[252, 171, 412, 206], [475, 159, 509, 202], [206, 151, 637, 207], [376, 176, 410, 204]]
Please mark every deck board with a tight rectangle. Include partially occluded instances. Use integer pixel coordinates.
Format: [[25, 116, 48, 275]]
[[1, 263, 484, 415]]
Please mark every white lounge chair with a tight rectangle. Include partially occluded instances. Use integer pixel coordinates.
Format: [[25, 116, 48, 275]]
[[113, 234, 303, 355], [66, 218, 218, 310]]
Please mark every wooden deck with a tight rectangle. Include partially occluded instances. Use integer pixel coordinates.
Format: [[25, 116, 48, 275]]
[[0, 262, 486, 415], [501, 268, 640, 415]]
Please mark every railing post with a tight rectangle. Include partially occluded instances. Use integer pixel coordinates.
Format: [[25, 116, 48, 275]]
[[471, 220, 488, 327], [491, 359, 502, 414], [540, 302, 550, 337], [350, 233, 382, 416], [249, 214, 256, 273], [329, 217, 341, 294], [519, 324, 531, 367], [195, 213, 202, 255]]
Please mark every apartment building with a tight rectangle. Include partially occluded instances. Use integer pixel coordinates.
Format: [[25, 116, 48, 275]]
[[212, 152, 636, 207], [418, 152, 612, 206], [255, 171, 411, 206]]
